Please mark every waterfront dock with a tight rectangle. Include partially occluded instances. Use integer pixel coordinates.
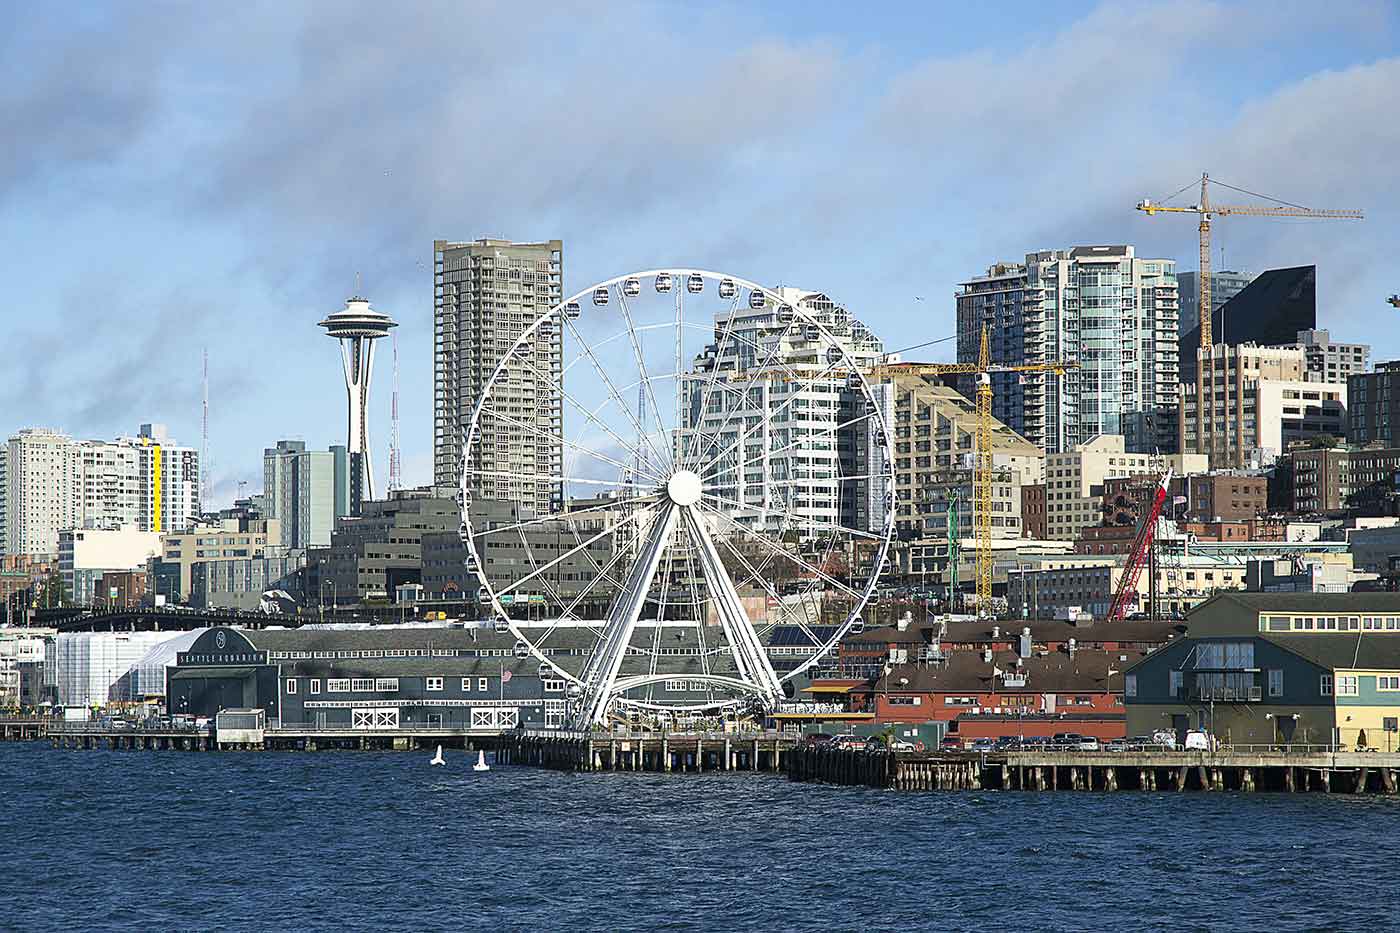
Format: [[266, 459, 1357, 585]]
[[1, 717, 51, 742], [43, 721, 506, 753], [505, 729, 798, 773], [788, 745, 1400, 793]]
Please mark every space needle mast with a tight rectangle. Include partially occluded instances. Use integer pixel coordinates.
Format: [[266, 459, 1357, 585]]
[[320, 294, 396, 514]]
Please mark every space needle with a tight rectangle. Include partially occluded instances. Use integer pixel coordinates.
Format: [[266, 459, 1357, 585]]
[[320, 295, 396, 513]]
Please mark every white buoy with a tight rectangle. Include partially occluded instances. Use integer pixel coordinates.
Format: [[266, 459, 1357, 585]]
[[473, 749, 490, 772], [430, 745, 445, 766]]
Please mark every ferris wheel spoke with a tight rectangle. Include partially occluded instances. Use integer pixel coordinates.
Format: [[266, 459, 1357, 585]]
[[698, 490, 885, 542], [559, 309, 672, 476], [695, 499, 864, 601], [493, 346, 669, 485], [464, 468, 657, 492], [687, 305, 808, 471], [495, 504, 656, 598], [615, 289, 675, 474], [682, 290, 746, 469], [713, 532, 822, 647], [478, 403, 664, 486], [699, 358, 851, 476], [471, 495, 660, 538], [554, 528, 642, 627], [687, 290, 808, 469], [680, 506, 782, 699]]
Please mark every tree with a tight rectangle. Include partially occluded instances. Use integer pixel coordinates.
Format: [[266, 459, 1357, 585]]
[[35, 572, 71, 609]]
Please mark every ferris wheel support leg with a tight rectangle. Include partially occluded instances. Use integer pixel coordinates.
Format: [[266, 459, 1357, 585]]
[[680, 506, 784, 708], [573, 503, 679, 728]]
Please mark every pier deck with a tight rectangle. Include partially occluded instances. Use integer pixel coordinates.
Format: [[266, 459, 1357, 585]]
[[788, 745, 1400, 793]]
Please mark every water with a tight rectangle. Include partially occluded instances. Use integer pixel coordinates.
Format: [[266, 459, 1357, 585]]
[[3, 743, 1399, 932]]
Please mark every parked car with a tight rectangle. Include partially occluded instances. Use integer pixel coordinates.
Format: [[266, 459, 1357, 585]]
[[1050, 732, 1082, 748], [803, 733, 835, 747], [941, 735, 963, 750], [1075, 737, 1101, 751], [1104, 739, 1129, 753], [969, 737, 997, 753], [888, 739, 917, 753], [1019, 735, 1049, 749], [993, 736, 1022, 751], [1183, 730, 1215, 751], [831, 735, 866, 750]]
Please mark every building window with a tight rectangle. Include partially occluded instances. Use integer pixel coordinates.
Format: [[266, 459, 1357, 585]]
[[479, 677, 489, 692], [889, 696, 921, 706], [1337, 675, 1359, 697], [542, 678, 564, 693], [1169, 670, 1183, 696], [1124, 674, 1137, 698], [426, 677, 444, 691], [310, 679, 321, 695], [351, 678, 375, 692], [1268, 669, 1283, 697], [328, 678, 350, 693], [375, 678, 399, 692], [462, 678, 472, 692], [1378, 675, 1400, 691], [1320, 674, 1333, 696], [286, 679, 296, 695]]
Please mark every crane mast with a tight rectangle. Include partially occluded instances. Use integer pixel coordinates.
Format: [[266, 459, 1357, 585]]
[[1137, 173, 1362, 354], [1107, 469, 1173, 622]]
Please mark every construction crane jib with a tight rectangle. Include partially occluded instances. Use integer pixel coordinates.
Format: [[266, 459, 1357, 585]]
[[870, 324, 1075, 615], [1136, 173, 1362, 352]]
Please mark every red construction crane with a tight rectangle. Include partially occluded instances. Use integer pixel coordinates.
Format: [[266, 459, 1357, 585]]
[[1107, 469, 1173, 622]]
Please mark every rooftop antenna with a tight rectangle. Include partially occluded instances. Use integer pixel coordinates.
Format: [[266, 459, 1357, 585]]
[[389, 329, 402, 493], [201, 347, 209, 508]]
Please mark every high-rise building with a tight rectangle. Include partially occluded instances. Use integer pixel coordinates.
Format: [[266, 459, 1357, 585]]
[[679, 288, 885, 536], [1179, 265, 1316, 384], [0, 429, 81, 556], [262, 441, 350, 549], [870, 371, 1043, 540], [78, 424, 200, 535], [433, 238, 564, 516], [1274, 329, 1369, 385], [1178, 270, 1254, 338], [1346, 361, 1400, 446], [956, 245, 1179, 454], [319, 296, 396, 515], [1, 425, 196, 557], [1179, 344, 1347, 469]]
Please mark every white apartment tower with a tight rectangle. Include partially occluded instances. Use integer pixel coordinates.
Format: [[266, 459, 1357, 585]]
[[956, 246, 1180, 454], [433, 238, 564, 516], [1, 425, 198, 556], [679, 288, 884, 536], [1, 429, 82, 556]]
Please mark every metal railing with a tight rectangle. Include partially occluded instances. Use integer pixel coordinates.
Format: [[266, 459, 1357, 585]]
[[46, 720, 208, 735]]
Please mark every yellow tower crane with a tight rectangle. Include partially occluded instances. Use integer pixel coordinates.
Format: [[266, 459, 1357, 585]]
[[1137, 173, 1363, 352], [870, 325, 1075, 613]]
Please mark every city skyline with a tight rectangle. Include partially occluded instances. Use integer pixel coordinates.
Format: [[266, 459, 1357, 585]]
[[3, 2, 1397, 507]]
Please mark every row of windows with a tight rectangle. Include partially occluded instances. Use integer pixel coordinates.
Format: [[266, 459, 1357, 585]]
[[289, 677, 518, 695], [1260, 614, 1400, 633]]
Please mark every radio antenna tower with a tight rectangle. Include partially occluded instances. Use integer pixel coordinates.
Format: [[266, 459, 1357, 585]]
[[201, 347, 210, 508], [388, 330, 402, 493]]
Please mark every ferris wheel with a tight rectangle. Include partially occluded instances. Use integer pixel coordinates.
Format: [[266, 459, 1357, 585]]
[[461, 269, 894, 728]]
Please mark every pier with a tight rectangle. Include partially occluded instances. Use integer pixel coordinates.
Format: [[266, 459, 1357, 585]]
[[788, 745, 1400, 793], [1, 717, 51, 743], [504, 729, 799, 773]]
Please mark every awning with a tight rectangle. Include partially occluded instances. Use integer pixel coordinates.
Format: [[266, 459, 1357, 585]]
[[170, 667, 259, 679], [803, 684, 855, 694]]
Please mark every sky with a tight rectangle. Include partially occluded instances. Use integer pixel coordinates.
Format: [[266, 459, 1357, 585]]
[[3, 0, 1397, 507]]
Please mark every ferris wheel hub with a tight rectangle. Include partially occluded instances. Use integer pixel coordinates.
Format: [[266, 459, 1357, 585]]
[[666, 470, 703, 507]]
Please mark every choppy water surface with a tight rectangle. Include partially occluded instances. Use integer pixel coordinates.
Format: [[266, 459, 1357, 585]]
[[3, 743, 1399, 931]]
